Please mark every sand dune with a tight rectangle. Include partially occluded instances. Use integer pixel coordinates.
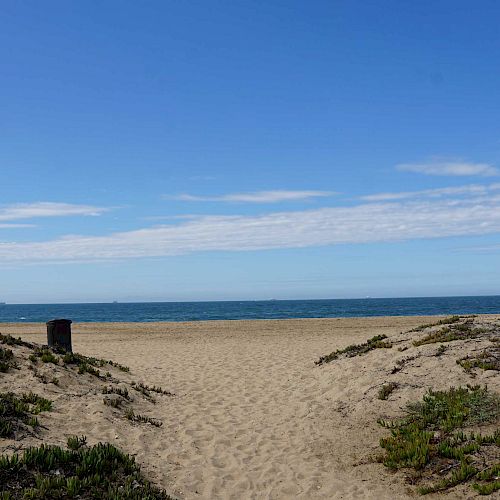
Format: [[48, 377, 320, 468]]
[[1, 315, 499, 499]]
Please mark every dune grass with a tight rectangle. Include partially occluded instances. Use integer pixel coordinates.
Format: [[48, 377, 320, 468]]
[[378, 385, 500, 495]]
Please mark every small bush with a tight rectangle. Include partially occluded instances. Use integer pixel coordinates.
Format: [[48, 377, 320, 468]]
[[103, 397, 122, 408], [30, 348, 59, 365], [66, 435, 87, 451], [378, 382, 398, 400]]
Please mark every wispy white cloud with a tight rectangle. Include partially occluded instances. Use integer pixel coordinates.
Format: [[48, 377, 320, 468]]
[[169, 190, 334, 203], [0, 202, 109, 221], [0, 224, 36, 229], [3, 192, 500, 262], [361, 183, 500, 201], [396, 160, 499, 177]]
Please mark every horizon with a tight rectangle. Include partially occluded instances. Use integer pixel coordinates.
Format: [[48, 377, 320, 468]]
[[2, 1, 500, 303], [3, 292, 500, 306]]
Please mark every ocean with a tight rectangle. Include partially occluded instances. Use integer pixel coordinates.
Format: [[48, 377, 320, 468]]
[[0, 296, 500, 323]]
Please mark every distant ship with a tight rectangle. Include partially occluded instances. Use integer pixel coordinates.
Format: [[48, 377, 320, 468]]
[[0, 302, 6, 305]]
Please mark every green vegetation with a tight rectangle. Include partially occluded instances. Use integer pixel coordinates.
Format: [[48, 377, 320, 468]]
[[103, 397, 122, 409], [417, 461, 478, 494], [29, 348, 59, 365], [66, 435, 87, 451], [436, 344, 447, 356], [0, 441, 174, 499], [378, 382, 398, 400], [107, 360, 130, 373], [77, 363, 101, 377], [391, 356, 416, 374], [102, 386, 130, 399], [62, 351, 130, 378], [0, 334, 33, 348], [131, 382, 174, 397], [0, 338, 177, 498], [408, 315, 463, 332], [0, 348, 15, 373], [378, 385, 500, 495], [125, 409, 162, 427], [316, 334, 392, 365], [0, 392, 52, 438], [413, 320, 487, 347], [28, 365, 60, 386], [457, 347, 500, 374]]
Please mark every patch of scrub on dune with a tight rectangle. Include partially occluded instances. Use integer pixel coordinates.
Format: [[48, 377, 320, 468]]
[[377, 385, 500, 496], [0, 437, 175, 499], [316, 334, 392, 365]]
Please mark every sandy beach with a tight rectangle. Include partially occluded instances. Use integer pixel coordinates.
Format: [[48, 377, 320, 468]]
[[1, 315, 499, 499]]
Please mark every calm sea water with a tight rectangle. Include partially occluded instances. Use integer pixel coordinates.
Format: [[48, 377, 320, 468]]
[[0, 296, 500, 323]]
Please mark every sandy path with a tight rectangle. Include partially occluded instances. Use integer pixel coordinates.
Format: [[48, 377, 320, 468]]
[[3, 315, 497, 499]]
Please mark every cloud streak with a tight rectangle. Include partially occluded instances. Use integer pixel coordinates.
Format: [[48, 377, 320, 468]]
[[0, 202, 109, 221], [361, 183, 500, 201], [2, 191, 500, 262], [396, 161, 499, 177], [0, 224, 36, 229], [169, 190, 334, 203]]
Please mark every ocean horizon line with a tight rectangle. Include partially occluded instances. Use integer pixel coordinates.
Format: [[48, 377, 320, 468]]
[[1, 296, 499, 323], [2, 293, 500, 306]]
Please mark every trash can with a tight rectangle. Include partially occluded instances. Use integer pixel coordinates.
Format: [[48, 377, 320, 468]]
[[46, 319, 73, 352]]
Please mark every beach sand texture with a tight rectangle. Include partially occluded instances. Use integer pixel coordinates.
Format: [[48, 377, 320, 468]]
[[1, 315, 499, 499]]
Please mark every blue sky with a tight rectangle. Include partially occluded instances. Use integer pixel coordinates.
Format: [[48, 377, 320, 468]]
[[1, 0, 500, 303]]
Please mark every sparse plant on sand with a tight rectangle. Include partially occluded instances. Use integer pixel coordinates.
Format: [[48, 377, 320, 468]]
[[0, 392, 52, 437], [131, 382, 174, 398], [378, 382, 398, 400], [0, 347, 15, 373], [457, 347, 500, 374], [378, 385, 500, 495], [66, 435, 87, 450], [62, 351, 130, 377], [102, 385, 130, 399], [0, 334, 33, 348], [316, 335, 392, 365], [125, 409, 162, 427], [408, 315, 463, 332], [413, 320, 489, 347]]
